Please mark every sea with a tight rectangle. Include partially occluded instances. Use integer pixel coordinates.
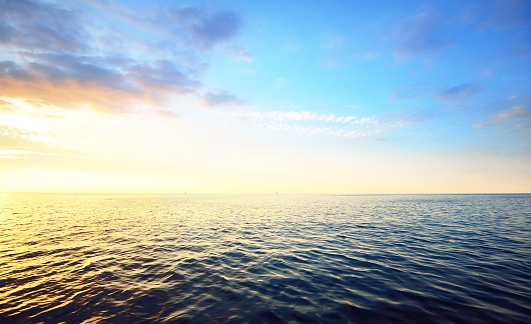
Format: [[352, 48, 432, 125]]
[[0, 193, 530, 323]]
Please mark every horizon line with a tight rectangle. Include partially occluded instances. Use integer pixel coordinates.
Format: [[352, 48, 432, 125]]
[[2, 192, 530, 195]]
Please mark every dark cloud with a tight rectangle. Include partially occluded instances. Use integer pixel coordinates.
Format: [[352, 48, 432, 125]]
[[203, 90, 242, 106], [393, 11, 451, 59], [436, 84, 482, 100], [0, 60, 31, 79], [0, 20, 15, 43], [0, 0, 88, 52]]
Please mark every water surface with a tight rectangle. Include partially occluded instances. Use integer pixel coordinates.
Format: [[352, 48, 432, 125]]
[[1, 194, 530, 323]]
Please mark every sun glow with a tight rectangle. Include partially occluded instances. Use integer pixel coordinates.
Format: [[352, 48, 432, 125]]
[[0, 0, 530, 194]]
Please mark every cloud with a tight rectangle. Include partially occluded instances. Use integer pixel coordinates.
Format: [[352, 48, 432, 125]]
[[242, 111, 378, 139], [381, 110, 436, 127], [128, 60, 199, 93], [0, 57, 198, 113], [436, 83, 482, 100], [246, 111, 369, 123], [0, 99, 13, 112], [0, 60, 31, 80], [0, 0, 88, 52], [0, 0, 244, 114], [393, 11, 451, 59], [157, 6, 242, 49], [243, 109, 439, 139], [202, 90, 243, 106], [264, 124, 373, 139], [476, 102, 531, 130], [0, 123, 81, 160], [193, 11, 241, 48], [226, 46, 253, 62], [17, 53, 131, 90], [464, 0, 531, 31]]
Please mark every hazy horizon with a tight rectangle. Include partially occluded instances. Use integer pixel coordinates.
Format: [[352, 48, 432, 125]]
[[2, 192, 530, 195]]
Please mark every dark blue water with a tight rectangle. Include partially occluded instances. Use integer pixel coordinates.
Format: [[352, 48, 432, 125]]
[[1, 194, 530, 323]]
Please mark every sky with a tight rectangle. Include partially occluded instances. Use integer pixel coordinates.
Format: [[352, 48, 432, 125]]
[[0, 0, 530, 194]]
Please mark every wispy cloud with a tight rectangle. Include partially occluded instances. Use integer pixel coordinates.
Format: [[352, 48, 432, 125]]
[[242, 111, 377, 139], [393, 10, 452, 60], [226, 46, 253, 63], [476, 101, 531, 131], [0, 148, 73, 159], [391, 82, 483, 103], [381, 110, 436, 127], [511, 48, 531, 57], [436, 83, 483, 100], [264, 124, 374, 139], [202, 90, 243, 107], [0, 122, 81, 160], [462, 0, 531, 31], [246, 111, 369, 123]]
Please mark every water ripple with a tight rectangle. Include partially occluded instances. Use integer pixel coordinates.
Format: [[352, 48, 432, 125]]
[[0, 193, 530, 323]]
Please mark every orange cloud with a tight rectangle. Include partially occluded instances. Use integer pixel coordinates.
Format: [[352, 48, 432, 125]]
[[0, 72, 183, 114]]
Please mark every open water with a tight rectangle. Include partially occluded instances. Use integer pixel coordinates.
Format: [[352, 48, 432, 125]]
[[0, 193, 530, 323]]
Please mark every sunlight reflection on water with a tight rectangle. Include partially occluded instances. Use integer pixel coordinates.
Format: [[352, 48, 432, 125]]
[[1, 193, 530, 323]]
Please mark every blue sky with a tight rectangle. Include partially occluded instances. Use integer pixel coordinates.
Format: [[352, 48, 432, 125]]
[[0, 0, 530, 193]]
